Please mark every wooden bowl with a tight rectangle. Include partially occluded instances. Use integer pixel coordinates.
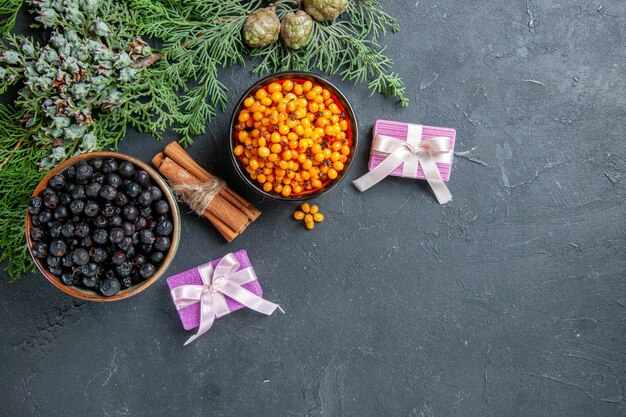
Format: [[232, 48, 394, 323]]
[[229, 72, 359, 202], [25, 152, 181, 302]]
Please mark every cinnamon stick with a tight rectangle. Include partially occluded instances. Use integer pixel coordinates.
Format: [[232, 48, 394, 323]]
[[163, 142, 261, 221]]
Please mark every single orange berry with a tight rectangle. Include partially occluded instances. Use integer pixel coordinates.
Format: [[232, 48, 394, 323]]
[[294, 210, 305, 220], [301, 203, 310, 213], [313, 213, 324, 222], [309, 205, 319, 214]]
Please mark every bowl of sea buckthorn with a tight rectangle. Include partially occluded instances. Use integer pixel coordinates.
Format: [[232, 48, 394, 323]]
[[230, 72, 358, 201]]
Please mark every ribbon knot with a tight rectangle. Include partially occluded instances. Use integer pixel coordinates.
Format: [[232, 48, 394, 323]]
[[352, 124, 453, 204], [170, 253, 283, 345]]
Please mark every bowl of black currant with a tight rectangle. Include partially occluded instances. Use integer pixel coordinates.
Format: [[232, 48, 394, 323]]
[[26, 152, 181, 301]]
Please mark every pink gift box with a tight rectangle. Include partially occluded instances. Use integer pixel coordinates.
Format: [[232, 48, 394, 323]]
[[166, 250, 263, 331], [368, 120, 456, 181]]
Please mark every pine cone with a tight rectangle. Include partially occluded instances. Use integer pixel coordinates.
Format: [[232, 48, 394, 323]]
[[280, 11, 314, 50], [304, 0, 348, 22], [243, 7, 280, 48]]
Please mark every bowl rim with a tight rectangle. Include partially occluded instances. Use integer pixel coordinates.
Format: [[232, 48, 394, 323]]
[[229, 71, 359, 203], [25, 151, 181, 302]]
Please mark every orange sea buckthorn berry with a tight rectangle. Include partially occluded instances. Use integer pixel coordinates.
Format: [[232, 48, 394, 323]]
[[341, 145, 350, 155], [294, 210, 305, 220], [263, 182, 273, 192], [271, 91, 283, 103], [328, 103, 340, 114], [309, 205, 319, 214], [330, 151, 341, 162], [293, 184, 302, 194], [313, 213, 324, 222], [305, 221, 315, 230], [258, 147, 270, 158], [322, 148, 332, 158], [267, 82, 282, 93], [322, 89, 331, 100], [234, 145, 244, 156], [238, 110, 250, 122], [244, 97, 255, 107], [311, 179, 322, 188], [328, 168, 338, 179], [278, 124, 290, 135], [333, 161, 344, 171], [293, 83, 304, 95], [255, 88, 267, 99], [301, 203, 310, 213], [304, 214, 313, 223], [303, 81, 313, 92], [257, 174, 267, 184], [282, 80, 294, 92], [281, 185, 292, 197], [268, 153, 278, 162], [261, 97, 272, 107]]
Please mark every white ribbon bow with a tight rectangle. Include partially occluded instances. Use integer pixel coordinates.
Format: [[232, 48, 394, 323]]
[[170, 253, 283, 345], [353, 124, 453, 204]]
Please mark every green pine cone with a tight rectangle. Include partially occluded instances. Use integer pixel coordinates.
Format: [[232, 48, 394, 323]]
[[281, 11, 314, 50], [304, 0, 348, 22], [243, 7, 281, 48]]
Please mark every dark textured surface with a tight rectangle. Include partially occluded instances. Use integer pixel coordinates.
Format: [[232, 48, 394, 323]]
[[1, 1, 626, 416]]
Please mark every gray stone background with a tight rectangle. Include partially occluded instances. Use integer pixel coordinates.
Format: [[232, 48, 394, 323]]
[[1, 0, 625, 416]]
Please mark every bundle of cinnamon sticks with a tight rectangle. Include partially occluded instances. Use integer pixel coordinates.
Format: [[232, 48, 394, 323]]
[[152, 142, 260, 242]]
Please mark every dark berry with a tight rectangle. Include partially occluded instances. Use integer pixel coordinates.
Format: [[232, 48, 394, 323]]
[[42, 188, 59, 209], [137, 190, 152, 207], [123, 205, 138, 221], [75, 223, 90, 238], [125, 181, 141, 198], [69, 199, 85, 214], [48, 266, 63, 277], [139, 263, 155, 280], [115, 193, 129, 207], [64, 165, 76, 179], [71, 248, 89, 266], [49, 174, 66, 190], [75, 162, 93, 182], [134, 170, 150, 186], [153, 200, 169, 215], [132, 254, 146, 266], [92, 229, 108, 245], [61, 223, 75, 238], [106, 173, 123, 188], [28, 196, 42, 214], [125, 245, 135, 259], [99, 277, 121, 297], [38, 210, 52, 224], [58, 193, 71, 205], [32, 242, 48, 259], [81, 236, 93, 249], [89, 158, 103, 170], [84, 200, 99, 217], [82, 275, 98, 288], [119, 161, 135, 178], [135, 217, 147, 230], [148, 186, 163, 201], [156, 220, 173, 236], [111, 251, 126, 266], [140, 206, 152, 217], [62, 255, 73, 268], [60, 270, 78, 286], [102, 204, 118, 217], [109, 227, 125, 244], [47, 255, 61, 268], [109, 215, 123, 227], [92, 215, 108, 228], [99, 185, 117, 201], [139, 229, 155, 245], [153, 236, 171, 252], [115, 262, 132, 278], [50, 239, 67, 257], [122, 222, 136, 236], [131, 232, 140, 245], [70, 185, 86, 200], [102, 158, 118, 174], [120, 276, 133, 289], [80, 262, 98, 277], [54, 205, 68, 220], [31, 216, 42, 226], [140, 244, 153, 254], [49, 222, 63, 238], [118, 236, 133, 251], [90, 247, 108, 263], [85, 182, 102, 198], [30, 227, 45, 241], [150, 251, 165, 264], [92, 171, 105, 184]]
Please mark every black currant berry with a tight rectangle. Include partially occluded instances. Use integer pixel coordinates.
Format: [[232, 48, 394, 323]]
[[28, 196, 43, 215], [148, 186, 163, 201], [60, 271, 78, 286], [61, 223, 75, 238], [84, 200, 99, 217], [92, 215, 108, 228], [137, 190, 153, 207], [99, 277, 121, 297], [139, 229, 155, 245], [50, 239, 67, 257], [109, 215, 123, 227], [69, 199, 85, 214], [102, 158, 118, 174], [82, 275, 98, 288], [123, 205, 138, 221], [32, 242, 49, 259], [153, 236, 171, 252], [49, 174, 66, 190], [80, 262, 98, 277], [71, 248, 89, 266], [115, 262, 132, 278], [54, 205, 69, 220], [38, 210, 52, 224], [75, 223, 90, 238], [109, 227, 125, 244], [150, 251, 165, 264], [139, 263, 155, 280], [99, 185, 117, 201], [106, 173, 123, 188], [119, 162, 135, 178], [153, 200, 169, 215], [111, 251, 126, 266], [90, 158, 103, 171], [134, 170, 150, 186], [30, 227, 45, 241], [70, 185, 86, 200], [125, 182, 141, 198], [49, 222, 62, 238], [42, 188, 59, 209], [75, 162, 93, 182], [85, 182, 102, 198], [47, 255, 61, 268], [92, 229, 108, 245], [156, 220, 173, 236], [90, 247, 108, 263]]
